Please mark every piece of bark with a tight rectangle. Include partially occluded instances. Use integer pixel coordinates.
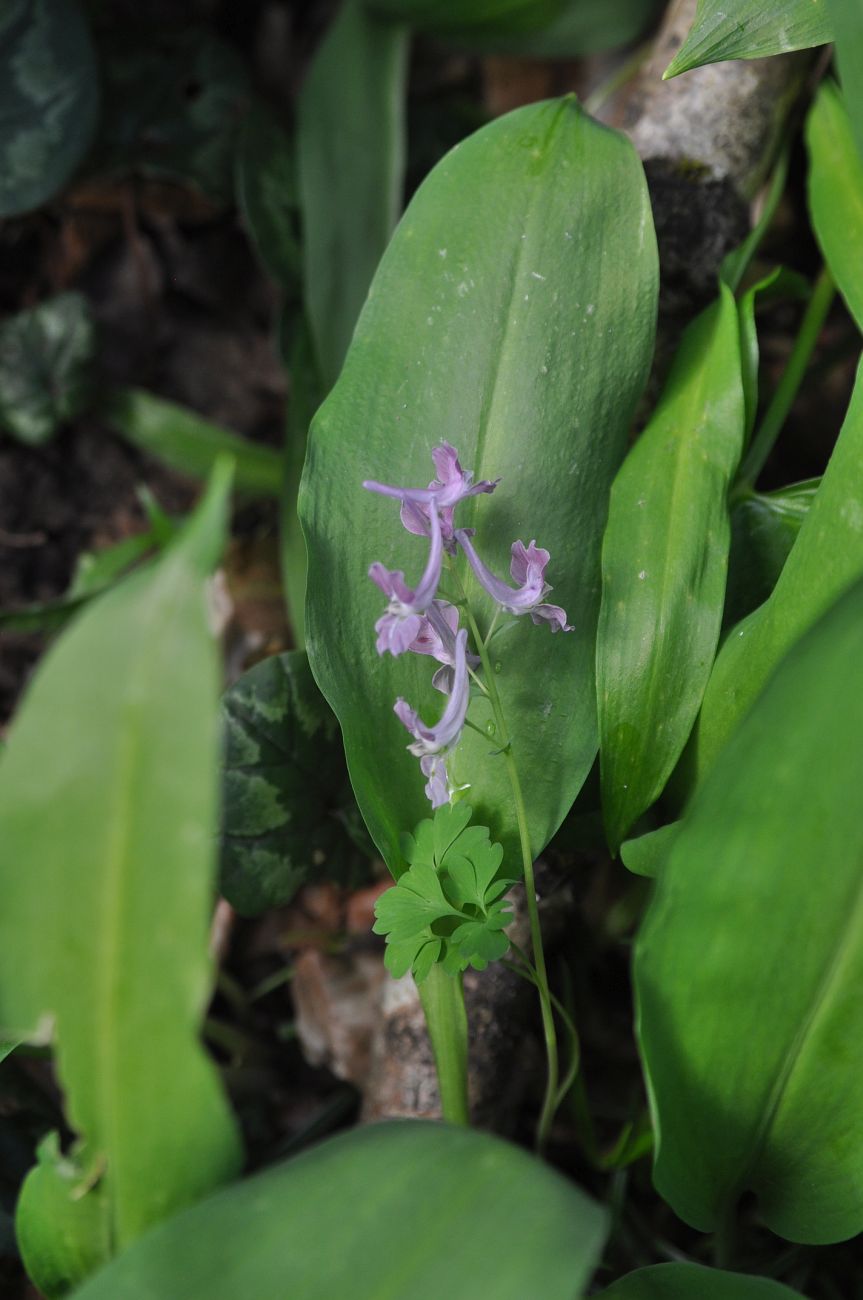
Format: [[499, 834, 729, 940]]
[[614, 0, 811, 316]]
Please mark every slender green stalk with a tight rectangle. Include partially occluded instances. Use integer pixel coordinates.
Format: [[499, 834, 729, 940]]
[[722, 143, 790, 295], [737, 266, 836, 488], [584, 40, 653, 117], [418, 963, 470, 1125], [451, 570, 560, 1151]]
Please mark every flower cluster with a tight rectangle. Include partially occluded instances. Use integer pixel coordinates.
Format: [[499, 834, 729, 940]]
[[364, 443, 572, 808]]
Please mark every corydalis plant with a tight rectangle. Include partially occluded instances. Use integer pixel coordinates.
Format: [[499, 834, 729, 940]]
[[364, 442, 572, 809]]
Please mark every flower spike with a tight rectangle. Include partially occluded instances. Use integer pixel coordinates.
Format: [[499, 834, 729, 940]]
[[364, 441, 498, 545]]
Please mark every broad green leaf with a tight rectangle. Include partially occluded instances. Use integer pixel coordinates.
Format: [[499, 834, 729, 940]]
[[235, 104, 300, 290], [807, 80, 863, 332], [597, 286, 744, 849], [71, 1122, 608, 1300], [725, 478, 818, 626], [636, 575, 863, 1243], [692, 358, 863, 781], [300, 97, 658, 874], [827, 0, 863, 165], [0, 0, 99, 217], [0, 466, 243, 1288], [92, 29, 249, 204], [597, 1263, 804, 1299], [664, 0, 831, 79], [0, 293, 96, 445], [449, 0, 663, 55], [219, 651, 371, 917], [367, 0, 564, 36], [297, 0, 408, 386], [102, 388, 283, 497]]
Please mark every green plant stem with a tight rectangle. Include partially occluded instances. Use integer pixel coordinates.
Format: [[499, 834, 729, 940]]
[[737, 265, 836, 487], [506, 946, 580, 1111], [451, 571, 559, 1151], [722, 143, 790, 295], [417, 963, 470, 1125]]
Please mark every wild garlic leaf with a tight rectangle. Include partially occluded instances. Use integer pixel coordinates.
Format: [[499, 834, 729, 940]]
[[374, 805, 514, 982]]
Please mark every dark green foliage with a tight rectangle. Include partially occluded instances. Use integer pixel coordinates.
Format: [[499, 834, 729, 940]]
[[219, 652, 372, 916], [373, 804, 515, 981], [0, 294, 96, 446], [0, 0, 99, 217]]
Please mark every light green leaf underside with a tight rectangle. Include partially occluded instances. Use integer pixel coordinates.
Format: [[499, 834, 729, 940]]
[[807, 80, 863, 333], [637, 575, 863, 1243], [71, 1122, 607, 1300], [300, 96, 657, 874], [0, 467, 242, 1282], [692, 357, 863, 782], [597, 286, 744, 848], [597, 1262, 804, 1298], [297, 0, 408, 387], [665, 0, 831, 79]]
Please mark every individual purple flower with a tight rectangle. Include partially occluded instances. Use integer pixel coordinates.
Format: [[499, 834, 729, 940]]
[[454, 529, 573, 632], [408, 601, 478, 693], [369, 504, 443, 655], [394, 628, 470, 806], [364, 442, 498, 545]]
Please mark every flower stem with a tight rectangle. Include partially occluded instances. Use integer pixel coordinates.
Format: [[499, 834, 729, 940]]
[[452, 567, 560, 1151], [418, 963, 469, 1125]]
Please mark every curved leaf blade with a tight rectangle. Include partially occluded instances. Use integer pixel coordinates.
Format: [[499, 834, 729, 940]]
[[597, 286, 744, 848], [692, 358, 863, 781], [664, 0, 831, 79], [367, 0, 564, 35], [71, 1122, 607, 1300], [636, 575, 863, 1243], [0, 0, 99, 217], [725, 478, 819, 626], [0, 467, 243, 1281], [807, 80, 863, 333], [297, 0, 408, 386], [597, 1262, 804, 1299], [300, 97, 658, 872]]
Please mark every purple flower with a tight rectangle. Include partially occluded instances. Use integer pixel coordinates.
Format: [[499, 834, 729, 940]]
[[394, 628, 471, 806], [369, 505, 443, 655], [408, 601, 478, 693], [364, 442, 498, 545], [455, 530, 573, 632]]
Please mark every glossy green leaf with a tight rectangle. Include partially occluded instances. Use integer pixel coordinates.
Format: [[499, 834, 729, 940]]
[[0, 0, 99, 217], [219, 650, 371, 917], [665, 0, 831, 78], [235, 104, 300, 290], [297, 0, 408, 386], [692, 359, 863, 781], [724, 478, 818, 626], [71, 1122, 607, 1300], [598, 1263, 804, 1299], [807, 80, 863, 332], [733, 269, 808, 443], [93, 29, 249, 204], [597, 286, 744, 849], [300, 97, 658, 873], [636, 574, 863, 1243], [0, 467, 242, 1290], [102, 388, 283, 497], [0, 293, 96, 446], [826, 0, 863, 165]]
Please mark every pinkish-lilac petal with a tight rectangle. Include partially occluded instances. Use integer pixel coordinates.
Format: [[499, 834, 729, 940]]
[[408, 601, 458, 662], [368, 562, 413, 603], [530, 603, 573, 633], [510, 539, 550, 587], [420, 754, 450, 808], [394, 629, 470, 755], [368, 508, 444, 656], [376, 611, 423, 656], [431, 664, 454, 695]]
